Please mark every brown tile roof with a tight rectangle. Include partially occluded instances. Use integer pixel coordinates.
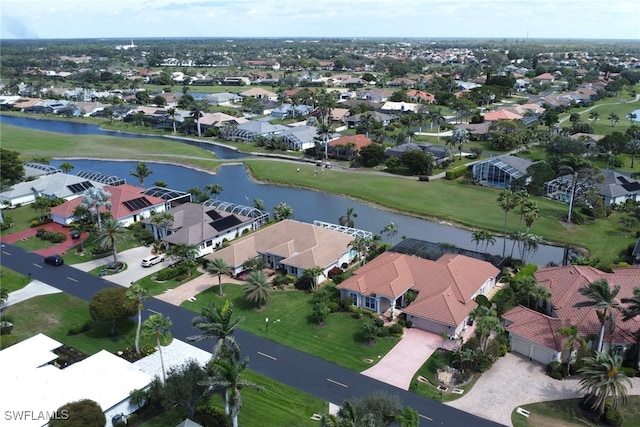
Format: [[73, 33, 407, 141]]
[[530, 265, 640, 345], [206, 219, 353, 270], [337, 252, 499, 327]]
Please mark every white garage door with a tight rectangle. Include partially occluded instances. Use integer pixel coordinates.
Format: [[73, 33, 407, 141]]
[[532, 346, 555, 365], [511, 337, 530, 358]]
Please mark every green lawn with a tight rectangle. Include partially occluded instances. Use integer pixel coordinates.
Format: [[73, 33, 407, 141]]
[[1, 292, 153, 355], [139, 370, 328, 427], [511, 396, 640, 427], [0, 266, 31, 293], [181, 283, 400, 372], [244, 159, 635, 262], [0, 205, 42, 235], [11, 235, 58, 251], [135, 269, 205, 296]]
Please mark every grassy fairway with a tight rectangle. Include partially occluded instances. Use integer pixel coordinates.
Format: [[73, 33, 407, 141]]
[[182, 283, 400, 372], [244, 159, 634, 261], [0, 123, 220, 169]]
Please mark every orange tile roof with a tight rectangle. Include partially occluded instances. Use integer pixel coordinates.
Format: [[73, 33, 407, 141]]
[[503, 306, 571, 352], [327, 134, 373, 151], [519, 265, 640, 346], [337, 252, 499, 327], [483, 110, 523, 121]]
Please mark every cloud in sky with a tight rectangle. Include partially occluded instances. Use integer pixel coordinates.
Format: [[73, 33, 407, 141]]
[[1, 0, 638, 40]]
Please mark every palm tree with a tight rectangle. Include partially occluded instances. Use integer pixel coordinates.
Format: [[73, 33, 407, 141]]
[[31, 197, 52, 223], [167, 107, 178, 133], [0, 286, 9, 305], [608, 112, 620, 127], [207, 258, 231, 296], [510, 189, 530, 257], [574, 279, 621, 353], [126, 284, 150, 355], [252, 198, 266, 211], [243, 271, 271, 308], [497, 189, 518, 257], [200, 353, 263, 427], [272, 202, 293, 221], [471, 230, 484, 251], [626, 112, 637, 124], [558, 154, 595, 224], [305, 266, 325, 293], [242, 256, 267, 273], [348, 236, 373, 266], [97, 218, 127, 263], [130, 162, 153, 187], [450, 128, 469, 160], [188, 300, 244, 361], [589, 111, 599, 123], [167, 243, 199, 274], [381, 222, 398, 246], [81, 187, 111, 230], [558, 325, 583, 376], [150, 212, 174, 240], [523, 201, 540, 233], [622, 287, 640, 321], [338, 207, 358, 228], [204, 183, 224, 199], [190, 102, 206, 137], [626, 139, 640, 168], [142, 313, 173, 383], [59, 162, 74, 173], [578, 352, 632, 416], [431, 109, 446, 141]]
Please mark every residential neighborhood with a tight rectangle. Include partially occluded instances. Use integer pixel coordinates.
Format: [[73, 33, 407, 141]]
[[2, 31, 640, 427]]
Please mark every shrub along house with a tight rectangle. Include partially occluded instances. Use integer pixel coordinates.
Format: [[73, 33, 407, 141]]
[[504, 265, 640, 365], [336, 251, 499, 337]]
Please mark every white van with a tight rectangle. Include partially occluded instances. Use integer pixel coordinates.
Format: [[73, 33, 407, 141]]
[[141, 255, 164, 267]]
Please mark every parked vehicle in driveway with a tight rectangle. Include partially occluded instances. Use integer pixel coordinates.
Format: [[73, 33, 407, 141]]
[[70, 230, 81, 239], [44, 254, 64, 266], [141, 256, 164, 267]]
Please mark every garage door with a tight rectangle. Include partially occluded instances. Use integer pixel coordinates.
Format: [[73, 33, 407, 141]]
[[532, 346, 555, 365], [511, 337, 530, 358]]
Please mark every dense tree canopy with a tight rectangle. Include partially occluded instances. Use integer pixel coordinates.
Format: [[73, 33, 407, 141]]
[[0, 148, 24, 189], [89, 287, 136, 336]]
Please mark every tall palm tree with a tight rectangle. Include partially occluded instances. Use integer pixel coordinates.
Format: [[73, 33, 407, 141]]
[[496, 189, 517, 257], [339, 207, 358, 228], [381, 222, 398, 246], [558, 154, 596, 224], [190, 103, 205, 137], [207, 258, 232, 296], [166, 107, 178, 133], [608, 112, 620, 127], [97, 218, 127, 264], [431, 109, 446, 142], [81, 187, 111, 230], [589, 110, 599, 123], [574, 279, 621, 353], [510, 189, 530, 257], [129, 161, 153, 187], [471, 230, 483, 251], [348, 236, 373, 266], [523, 200, 540, 233], [626, 139, 640, 168], [188, 300, 244, 361], [450, 128, 469, 160], [243, 270, 271, 308], [126, 284, 150, 355], [578, 352, 632, 416], [200, 353, 263, 427], [252, 198, 266, 211], [142, 313, 173, 383], [622, 287, 640, 321], [272, 202, 293, 221]]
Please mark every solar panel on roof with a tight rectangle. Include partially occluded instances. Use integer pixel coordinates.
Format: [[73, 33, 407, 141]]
[[206, 210, 222, 221], [123, 197, 153, 212], [210, 215, 242, 231], [67, 181, 94, 194]]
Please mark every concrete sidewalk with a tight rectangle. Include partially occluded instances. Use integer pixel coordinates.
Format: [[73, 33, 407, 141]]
[[155, 272, 243, 306], [1, 280, 62, 308]]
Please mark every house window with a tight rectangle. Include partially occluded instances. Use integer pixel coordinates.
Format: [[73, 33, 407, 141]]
[[364, 296, 377, 311], [350, 292, 358, 307]]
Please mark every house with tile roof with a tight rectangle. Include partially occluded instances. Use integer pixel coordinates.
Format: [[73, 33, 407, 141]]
[[50, 184, 167, 226], [205, 219, 354, 280], [328, 134, 373, 159], [142, 202, 264, 257], [504, 265, 640, 365], [238, 87, 278, 101], [337, 252, 499, 336]]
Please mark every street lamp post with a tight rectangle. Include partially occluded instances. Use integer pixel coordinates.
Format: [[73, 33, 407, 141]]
[[265, 317, 269, 334]]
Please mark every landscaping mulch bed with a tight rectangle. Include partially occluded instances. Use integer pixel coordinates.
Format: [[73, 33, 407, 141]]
[[50, 344, 89, 368]]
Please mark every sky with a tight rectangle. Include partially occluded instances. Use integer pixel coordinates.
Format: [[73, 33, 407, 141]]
[[1, 0, 639, 41]]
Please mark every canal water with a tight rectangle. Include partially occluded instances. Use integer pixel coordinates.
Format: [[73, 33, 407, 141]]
[[2, 114, 568, 265]]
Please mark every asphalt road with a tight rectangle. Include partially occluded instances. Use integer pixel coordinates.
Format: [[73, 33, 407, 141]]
[[1, 243, 504, 427]]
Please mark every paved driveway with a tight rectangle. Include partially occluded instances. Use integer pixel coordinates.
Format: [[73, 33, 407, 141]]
[[73, 246, 167, 287], [361, 328, 459, 390]]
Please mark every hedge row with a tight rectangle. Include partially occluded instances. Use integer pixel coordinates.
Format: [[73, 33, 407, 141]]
[[445, 165, 468, 180]]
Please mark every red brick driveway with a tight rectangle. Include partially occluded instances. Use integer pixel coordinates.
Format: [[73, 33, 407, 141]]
[[0, 222, 88, 257]]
